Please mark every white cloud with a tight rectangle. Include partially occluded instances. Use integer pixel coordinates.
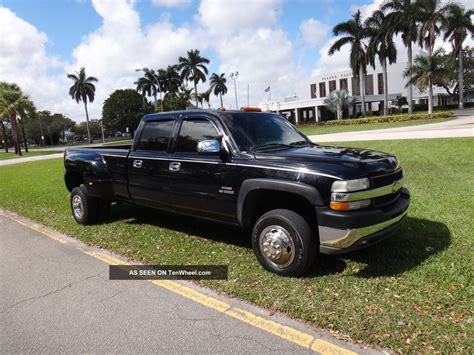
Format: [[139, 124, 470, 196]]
[[213, 28, 303, 107], [151, 0, 191, 8], [299, 18, 329, 47], [0, 6, 71, 117], [198, 0, 281, 36]]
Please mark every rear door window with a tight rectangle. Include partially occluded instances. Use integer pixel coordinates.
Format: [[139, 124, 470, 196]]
[[137, 120, 175, 151]]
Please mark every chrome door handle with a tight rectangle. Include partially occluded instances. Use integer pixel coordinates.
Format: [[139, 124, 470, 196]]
[[133, 160, 142, 168], [169, 162, 181, 171]]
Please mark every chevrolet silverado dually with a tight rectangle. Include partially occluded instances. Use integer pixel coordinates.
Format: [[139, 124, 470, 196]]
[[64, 108, 410, 276]]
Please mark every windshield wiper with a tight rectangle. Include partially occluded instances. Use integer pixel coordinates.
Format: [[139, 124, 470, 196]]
[[289, 140, 313, 146], [251, 143, 292, 151]]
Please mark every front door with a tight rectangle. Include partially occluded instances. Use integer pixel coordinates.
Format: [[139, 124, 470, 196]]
[[167, 116, 235, 222]]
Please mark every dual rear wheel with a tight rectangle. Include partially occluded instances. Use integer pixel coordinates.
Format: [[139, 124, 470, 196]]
[[70, 186, 110, 225], [70, 188, 316, 276]]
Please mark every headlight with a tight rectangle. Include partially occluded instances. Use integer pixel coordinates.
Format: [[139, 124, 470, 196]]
[[331, 178, 370, 192]]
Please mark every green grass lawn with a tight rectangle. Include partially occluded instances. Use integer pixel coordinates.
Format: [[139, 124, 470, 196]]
[[102, 139, 132, 146], [0, 137, 472, 352], [297, 117, 451, 136], [0, 150, 58, 160]]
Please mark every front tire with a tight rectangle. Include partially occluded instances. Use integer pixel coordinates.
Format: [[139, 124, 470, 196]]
[[70, 186, 98, 225], [252, 209, 316, 276]]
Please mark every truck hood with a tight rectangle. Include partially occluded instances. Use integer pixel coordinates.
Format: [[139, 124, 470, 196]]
[[253, 145, 399, 180]]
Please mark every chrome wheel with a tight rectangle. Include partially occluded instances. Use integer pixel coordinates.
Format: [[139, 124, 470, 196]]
[[72, 195, 84, 220], [259, 225, 295, 268]]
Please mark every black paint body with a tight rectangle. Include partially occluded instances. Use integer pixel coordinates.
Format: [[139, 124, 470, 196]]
[[64, 110, 409, 253]]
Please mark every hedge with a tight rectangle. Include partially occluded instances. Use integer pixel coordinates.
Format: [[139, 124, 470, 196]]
[[320, 111, 454, 126]]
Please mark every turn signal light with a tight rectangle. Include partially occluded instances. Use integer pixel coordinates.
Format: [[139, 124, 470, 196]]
[[330, 201, 350, 211], [330, 199, 371, 211]]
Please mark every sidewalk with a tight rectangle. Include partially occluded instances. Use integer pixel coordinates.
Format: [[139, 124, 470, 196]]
[[0, 209, 373, 354], [309, 110, 473, 143]]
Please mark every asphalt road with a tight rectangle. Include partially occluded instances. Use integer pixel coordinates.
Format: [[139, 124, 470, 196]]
[[0, 212, 371, 354]]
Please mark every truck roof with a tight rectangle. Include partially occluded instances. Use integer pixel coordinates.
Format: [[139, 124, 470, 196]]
[[142, 108, 266, 122]]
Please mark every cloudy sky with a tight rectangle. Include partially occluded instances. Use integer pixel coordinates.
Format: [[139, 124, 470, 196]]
[[0, 0, 472, 122]]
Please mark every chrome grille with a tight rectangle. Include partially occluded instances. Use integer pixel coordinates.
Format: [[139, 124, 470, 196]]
[[371, 170, 403, 207], [371, 170, 403, 188]]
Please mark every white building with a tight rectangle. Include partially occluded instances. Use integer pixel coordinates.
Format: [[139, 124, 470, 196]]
[[260, 51, 460, 124]]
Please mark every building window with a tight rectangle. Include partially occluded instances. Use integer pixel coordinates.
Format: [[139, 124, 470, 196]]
[[377, 73, 384, 94], [352, 76, 360, 96], [319, 82, 326, 97], [365, 74, 374, 95], [310, 83, 317, 98], [329, 80, 336, 93], [340, 78, 348, 92]]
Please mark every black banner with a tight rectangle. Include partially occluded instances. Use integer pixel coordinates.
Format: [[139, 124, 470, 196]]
[[109, 265, 228, 280]]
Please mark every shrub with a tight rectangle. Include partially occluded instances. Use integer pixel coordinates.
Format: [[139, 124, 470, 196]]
[[320, 111, 453, 126]]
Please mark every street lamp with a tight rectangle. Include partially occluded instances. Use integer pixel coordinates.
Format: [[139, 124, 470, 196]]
[[135, 68, 164, 112], [230, 72, 239, 109]]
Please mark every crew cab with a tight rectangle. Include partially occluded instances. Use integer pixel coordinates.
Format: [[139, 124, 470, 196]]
[[64, 109, 410, 276]]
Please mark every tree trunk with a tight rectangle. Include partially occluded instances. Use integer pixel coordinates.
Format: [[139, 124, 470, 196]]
[[10, 112, 22, 156], [153, 93, 158, 112], [407, 44, 413, 114], [428, 79, 433, 115], [194, 81, 199, 108], [459, 47, 464, 110], [83, 101, 93, 144], [219, 93, 223, 108], [19, 119, 28, 152], [1, 121, 8, 153], [359, 65, 366, 117], [382, 59, 388, 116]]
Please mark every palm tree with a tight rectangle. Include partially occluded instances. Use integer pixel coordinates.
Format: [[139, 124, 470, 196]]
[[67, 67, 98, 143], [162, 65, 182, 95], [136, 68, 161, 111], [366, 10, 397, 116], [442, 3, 474, 110], [135, 76, 151, 110], [328, 10, 370, 116], [209, 73, 228, 108], [178, 49, 210, 108], [404, 48, 451, 114], [382, 0, 420, 114], [417, 0, 445, 56], [0, 83, 35, 155], [323, 90, 353, 119]]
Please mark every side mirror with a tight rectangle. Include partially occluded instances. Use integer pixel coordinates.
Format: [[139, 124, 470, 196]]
[[197, 139, 221, 153]]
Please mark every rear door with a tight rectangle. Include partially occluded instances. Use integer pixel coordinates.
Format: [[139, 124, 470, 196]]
[[128, 117, 176, 207]]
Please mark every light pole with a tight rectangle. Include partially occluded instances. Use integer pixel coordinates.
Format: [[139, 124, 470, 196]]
[[135, 68, 164, 112], [99, 119, 105, 143], [230, 72, 239, 109]]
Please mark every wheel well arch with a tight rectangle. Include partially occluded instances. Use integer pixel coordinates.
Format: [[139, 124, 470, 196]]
[[65, 170, 83, 192], [238, 179, 323, 232]]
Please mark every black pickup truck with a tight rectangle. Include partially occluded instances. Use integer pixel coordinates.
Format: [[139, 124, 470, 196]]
[[64, 109, 409, 276]]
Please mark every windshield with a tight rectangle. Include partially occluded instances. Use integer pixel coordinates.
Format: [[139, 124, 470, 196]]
[[223, 112, 311, 152]]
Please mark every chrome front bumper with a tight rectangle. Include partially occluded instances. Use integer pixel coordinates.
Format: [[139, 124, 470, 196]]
[[317, 188, 410, 254]]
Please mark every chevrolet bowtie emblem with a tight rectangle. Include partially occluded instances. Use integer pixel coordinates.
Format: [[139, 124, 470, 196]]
[[392, 180, 402, 193]]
